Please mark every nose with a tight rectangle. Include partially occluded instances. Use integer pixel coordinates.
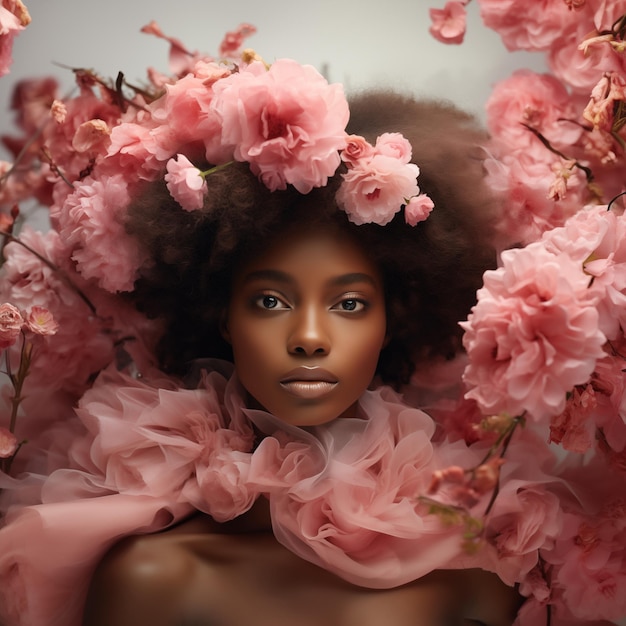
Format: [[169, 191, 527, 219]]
[[287, 306, 330, 357]]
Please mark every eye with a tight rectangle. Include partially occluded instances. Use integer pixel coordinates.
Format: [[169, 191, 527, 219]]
[[254, 294, 289, 310], [333, 297, 367, 312]]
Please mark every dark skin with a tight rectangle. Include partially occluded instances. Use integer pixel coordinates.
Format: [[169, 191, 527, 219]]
[[83, 225, 523, 626], [83, 501, 523, 626]]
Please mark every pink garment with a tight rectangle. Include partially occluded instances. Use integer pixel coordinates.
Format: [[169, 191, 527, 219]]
[[0, 362, 495, 626], [0, 362, 618, 626]]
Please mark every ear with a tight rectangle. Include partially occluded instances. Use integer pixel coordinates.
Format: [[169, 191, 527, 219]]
[[219, 309, 231, 344]]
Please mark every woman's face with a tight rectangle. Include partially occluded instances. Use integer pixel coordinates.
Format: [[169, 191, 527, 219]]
[[225, 224, 387, 426]]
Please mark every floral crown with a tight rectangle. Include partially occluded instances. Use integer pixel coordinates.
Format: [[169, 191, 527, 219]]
[[39, 33, 432, 294]]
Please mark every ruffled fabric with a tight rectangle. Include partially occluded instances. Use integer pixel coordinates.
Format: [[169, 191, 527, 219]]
[[0, 362, 500, 625], [3, 361, 616, 626]]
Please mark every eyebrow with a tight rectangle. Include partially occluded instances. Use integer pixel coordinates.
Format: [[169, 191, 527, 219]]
[[241, 269, 378, 288]]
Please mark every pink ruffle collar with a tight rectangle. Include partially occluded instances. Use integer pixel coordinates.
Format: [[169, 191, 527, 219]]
[[42, 360, 496, 589]]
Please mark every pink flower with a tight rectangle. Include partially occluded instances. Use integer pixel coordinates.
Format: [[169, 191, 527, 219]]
[[478, 0, 585, 52], [487, 485, 563, 581], [0, 302, 23, 348], [336, 155, 420, 225], [23, 306, 59, 336], [405, 194, 434, 226], [0, 426, 18, 458], [50, 100, 66, 124], [374, 133, 413, 163], [218, 23, 257, 58], [0, 0, 30, 77], [340, 135, 375, 167], [485, 70, 583, 152], [71, 119, 111, 154], [164, 154, 207, 211], [429, 1, 467, 45], [212, 59, 349, 193], [148, 72, 228, 165], [51, 173, 147, 292], [462, 243, 607, 422]]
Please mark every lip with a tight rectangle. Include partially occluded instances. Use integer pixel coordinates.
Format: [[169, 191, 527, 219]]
[[280, 367, 338, 400], [280, 366, 338, 383]]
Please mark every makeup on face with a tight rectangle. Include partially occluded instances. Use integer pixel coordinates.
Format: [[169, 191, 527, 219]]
[[225, 224, 387, 426]]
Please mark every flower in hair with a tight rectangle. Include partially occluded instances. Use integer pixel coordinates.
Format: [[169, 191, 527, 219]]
[[211, 58, 349, 193], [336, 134, 432, 226], [165, 154, 208, 211]]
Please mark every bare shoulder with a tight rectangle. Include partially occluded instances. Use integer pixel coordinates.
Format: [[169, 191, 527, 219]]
[[82, 515, 223, 626]]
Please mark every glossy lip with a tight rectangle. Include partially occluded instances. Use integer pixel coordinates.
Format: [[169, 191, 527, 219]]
[[280, 367, 338, 399]]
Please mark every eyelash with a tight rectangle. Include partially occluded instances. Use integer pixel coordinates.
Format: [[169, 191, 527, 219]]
[[252, 294, 368, 312]]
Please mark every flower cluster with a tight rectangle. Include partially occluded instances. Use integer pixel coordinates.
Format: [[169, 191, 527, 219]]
[[1, 27, 430, 293], [428, 1, 626, 624], [0, 6, 623, 626], [0, 299, 58, 472]]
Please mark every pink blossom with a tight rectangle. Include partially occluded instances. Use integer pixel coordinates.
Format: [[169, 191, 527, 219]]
[[0, 302, 23, 348], [218, 23, 257, 58], [485, 152, 585, 246], [405, 194, 434, 226], [0, 426, 18, 458], [487, 485, 563, 581], [212, 59, 349, 193], [148, 72, 227, 165], [336, 155, 420, 225], [485, 70, 583, 151], [71, 119, 111, 154], [164, 154, 207, 211], [140, 20, 210, 78], [462, 243, 607, 422], [549, 384, 598, 453], [374, 132, 413, 163], [583, 72, 626, 132], [478, 0, 586, 52], [542, 205, 626, 340], [23, 306, 59, 336], [50, 100, 66, 124], [429, 1, 467, 45], [0, 0, 30, 77], [0, 228, 119, 398], [51, 173, 146, 292], [548, 17, 626, 94], [546, 506, 626, 621], [340, 135, 375, 167]]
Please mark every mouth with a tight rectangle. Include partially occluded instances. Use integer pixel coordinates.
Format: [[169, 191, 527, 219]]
[[280, 367, 338, 399]]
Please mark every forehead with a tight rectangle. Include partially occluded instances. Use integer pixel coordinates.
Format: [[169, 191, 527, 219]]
[[234, 223, 383, 285]]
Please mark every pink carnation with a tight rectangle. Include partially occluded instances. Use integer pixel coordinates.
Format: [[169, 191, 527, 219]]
[[52, 173, 146, 292], [478, 0, 585, 52], [542, 205, 626, 341], [462, 243, 607, 422], [212, 58, 349, 193], [429, 1, 467, 45], [0, 302, 23, 348], [164, 154, 207, 211], [336, 155, 420, 225], [485, 70, 583, 152]]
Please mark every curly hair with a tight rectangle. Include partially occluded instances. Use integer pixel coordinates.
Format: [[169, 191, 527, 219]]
[[126, 91, 500, 387]]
